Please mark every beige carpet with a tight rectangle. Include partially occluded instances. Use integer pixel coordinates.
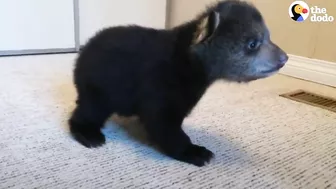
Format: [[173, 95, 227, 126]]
[[1, 54, 336, 189]]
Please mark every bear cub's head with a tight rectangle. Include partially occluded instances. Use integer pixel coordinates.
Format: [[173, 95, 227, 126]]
[[190, 0, 288, 82]]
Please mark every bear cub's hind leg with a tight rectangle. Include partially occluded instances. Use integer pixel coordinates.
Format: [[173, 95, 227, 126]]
[[69, 97, 112, 148]]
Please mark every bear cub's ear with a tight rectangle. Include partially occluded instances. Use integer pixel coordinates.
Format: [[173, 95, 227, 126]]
[[193, 11, 221, 44]]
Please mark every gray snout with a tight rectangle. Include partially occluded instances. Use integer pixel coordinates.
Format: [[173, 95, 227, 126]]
[[277, 53, 288, 69], [279, 53, 289, 65], [273, 43, 289, 69]]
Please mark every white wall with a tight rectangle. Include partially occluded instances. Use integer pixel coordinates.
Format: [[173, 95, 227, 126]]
[[0, 0, 167, 54], [79, 0, 167, 45], [167, 0, 218, 28], [167, 0, 254, 28]]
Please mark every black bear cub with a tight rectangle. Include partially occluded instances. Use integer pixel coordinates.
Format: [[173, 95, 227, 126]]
[[69, 0, 288, 166]]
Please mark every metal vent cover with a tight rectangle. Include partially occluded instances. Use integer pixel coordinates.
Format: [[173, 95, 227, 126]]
[[280, 90, 336, 113]]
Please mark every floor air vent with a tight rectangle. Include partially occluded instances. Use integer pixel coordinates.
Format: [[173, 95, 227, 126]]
[[280, 90, 336, 113]]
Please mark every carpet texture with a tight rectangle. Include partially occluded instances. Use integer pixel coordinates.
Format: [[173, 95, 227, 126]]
[[1, 54, 336, 189]]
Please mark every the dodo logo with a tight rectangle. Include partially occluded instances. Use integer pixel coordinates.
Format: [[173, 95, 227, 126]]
[[289, 1, 334, 22], [289, 1, 310, 22]]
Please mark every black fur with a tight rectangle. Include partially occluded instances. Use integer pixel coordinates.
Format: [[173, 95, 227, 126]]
[[69, 0, 288, 166]]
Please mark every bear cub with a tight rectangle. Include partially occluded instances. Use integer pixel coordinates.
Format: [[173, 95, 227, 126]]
[[69, 0, 288, 167]]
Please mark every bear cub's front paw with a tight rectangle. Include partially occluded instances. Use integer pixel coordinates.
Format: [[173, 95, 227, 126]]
[[178, 144, 214, 167]]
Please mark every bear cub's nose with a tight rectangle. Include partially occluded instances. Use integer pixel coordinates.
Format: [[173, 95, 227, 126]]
[[279, 54, 289, 65]]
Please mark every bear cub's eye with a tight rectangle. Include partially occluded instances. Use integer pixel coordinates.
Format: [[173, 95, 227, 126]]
[[247, 39, 261, 50]]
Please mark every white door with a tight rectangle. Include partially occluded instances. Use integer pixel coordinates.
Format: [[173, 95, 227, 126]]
[[78, 0, 167, 45], [0, 0, 76, 52]]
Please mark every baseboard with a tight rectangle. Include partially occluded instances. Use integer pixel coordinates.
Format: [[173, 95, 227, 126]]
[[279, 54, 336, 88]]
